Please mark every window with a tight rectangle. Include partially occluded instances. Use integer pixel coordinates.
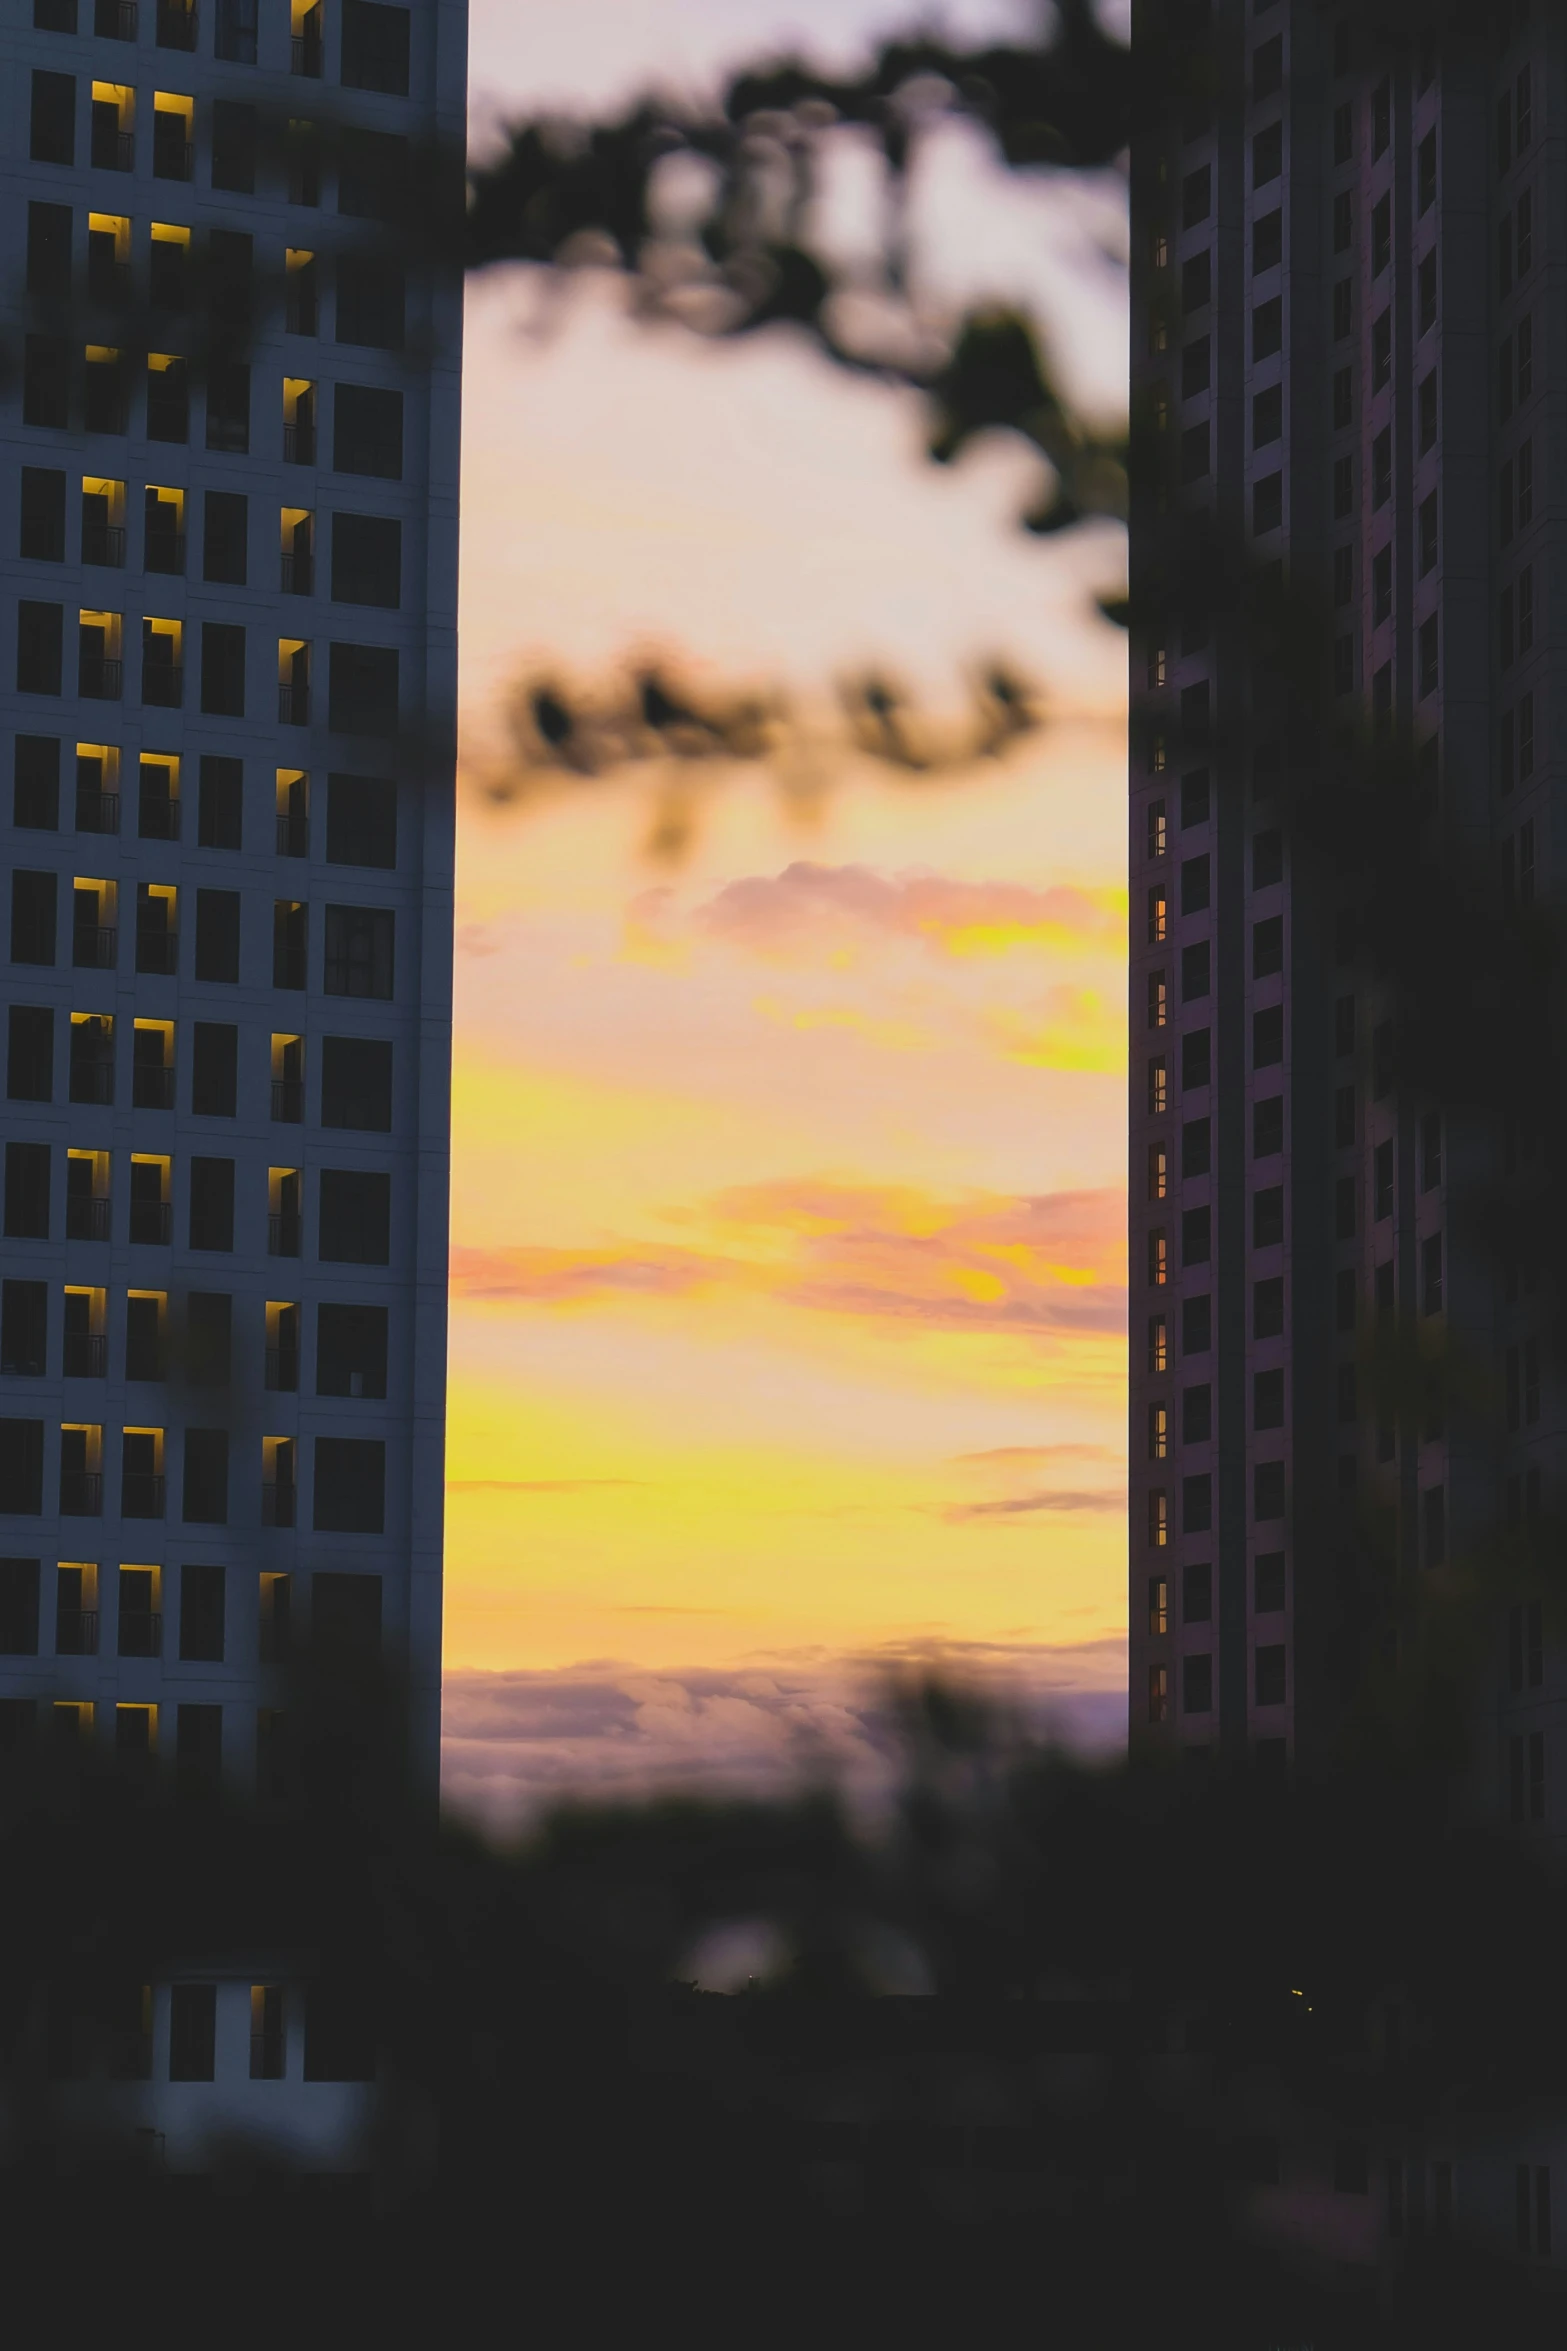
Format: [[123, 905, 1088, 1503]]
[[1148, 1402, 1169, 1463], [1182, 1030, 1211, 1092], [169, 1984, 216, 2082], [1252, 123, 1282, 187], [323, 906, 394, 999], [1332, 457, 1353, 520], [1147, 1059, 1168, 1120], [1180, 769, 1210, 828], [319, 1170, 390, 1265], [1147, 1662, 1169, 1723], [1181, 941, 1209, 1002], [199, 757, 243, 851], [1254, 1645, 1286, 1707], [336, 258, 406, 351], [1422, 1233, 1443, 1316], [1371, 76, 1390, 157], [1518, 439, 1534, 529], [1181, 1118, 1210, 1179], [1518, 315, 1533, 401], [1148, 1316, 1168, 1376], [191, 1024, 237, 1118], [1253, 473, 1283, 534], [1146, 800, 1168, 862], [1372, 428, 1392, 507], [1253, 1187, 1284, 1250], [1519, 566, 1534, 654], [333, 385, 404, 479], [1182, 1385, 1210, 1444], [1333, 101, 1352, 165], [1254, 1276, 1284, 1339], [1183, 336, 1211, 395], [26, 203, 72, 301], [1181, 423, 1209, 485], [1251, 303, 1280, 364], [1182, 1295, 1211, 1355], [313, 1438, 386, 1535], [1180, 855, 1210, 915], [20, 469, 66, 564], [1147, 887, 1167, 945], [330, 515, 402, 611], [5, 1144, 50, 1245], [1182, 252, 1211, 314], [1253, 830, 1282, 888], [1252, 33, 1282, 100], [179, 1563, 225, 1663], [17, 603, 64, 698], [1419, 374, 1437, 453], [1520, 692, 1535, 781], [1501, 587, 1515, 669], [1371, 545, 1392, 626], [1182, 1654, 1212, 1716], [1332, 368, 1352, 431], [1183, 1474, 1212, 1536], [1517, 189, 1533, 275], [1253, 212, 1282, 274], [338, 127, 411, 223], [9, 1007, 55, 1103], [1332, 191, 1353, 254], [1418, 493, 1438, 579], [1253, 1006, 1284, 1067], [1418, 616, 1439, 698], [1181, 1206, 1210, 1268], [1182, 165, 1211, 228], [1417, 250, 1436, 335], [203, 492, 248, 588], [1254, 1096, 1283, 1158], [11, 871, 58, 967], [1147, 971, 1168, 1031], [200, 624, 246, 719], [320, 1036, 392, 1132], [1147, 1575, 1169, 1637], [1517, 63, 1533, 151], [1332, 280, 1351, 341], [1371, 194, 1390, 275], [1254, 1461, 1285, 1522], [182, 1428, 228, 1526], [31, 70, 76, 166], [188, 1157, 234, 1253], [328, 644, 399, 737], [1418, 130, 1436, 213]]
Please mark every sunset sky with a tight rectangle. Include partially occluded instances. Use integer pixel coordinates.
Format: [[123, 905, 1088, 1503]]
[[442, 0, 1131, 1828]]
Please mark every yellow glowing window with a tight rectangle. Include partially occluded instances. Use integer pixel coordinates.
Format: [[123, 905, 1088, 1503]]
[[146, 486, 184, 521], [150, 221, 191, 249], [278, 638, 309, 680], [115, 1704, 159, 1753], [84, 347, 122, 370], [82, 475, 126, 522], [54, 1702, 96, 1738], [144, 618, 182, 655], [133, 1020, 173, 1055], [88, 211, 131, 258], [282, 378, 314, 422], [147, 352, 183, 375], [280, 506, 312, 544], [287, 247, 315, 274], [154, 91, 194, 124], [92, 82, 135, 124], [269, 1168, 301, 1213], [79, 609, 123, 657], [276, 769, 308, 811]]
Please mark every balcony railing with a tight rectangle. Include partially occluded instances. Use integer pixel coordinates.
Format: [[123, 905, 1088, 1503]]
[[141, 666, 184, 710], [79, 658, 123, 700], [279, 683, 311, 725], [60, 1473, 104, 1517], [282, 423, 316, 465], [262, 1481, 297, 1529], [56, 1609, 99, 1656], [291, 27, 322, 75], [91, 128, 136, 173], [280, 551, 313, 594], [121, 1473, 166, 1520], [144, 531, 186, 576], [117, 1608, 162, 1658], [66, 1195, 112, 1243], [156, 0, 197, 46], [276, 812, 309, 857], [153, 132, 195, 180], [135, 931, 178, 976], [265, 1346, 299, 1392], [75, 790, 121, 834], [129, 1201, 172, 1246], [268, 1213, 302, 1257], [63, 1332, 107, 1379], [73, 924, 117, 968], [132, 1066, 175, 1112], [69, 1063, 115, 1106], [139, 796, 181, 840], [271, 1078, 304, 1123], [95, 0, 139, 34], [82, 523, 127, 567]]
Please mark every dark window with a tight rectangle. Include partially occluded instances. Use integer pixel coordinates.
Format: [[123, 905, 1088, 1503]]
[[273, 900, 308, 991], [211, 99, 257, 195], [1183, 1653, 1212, 1715], [1253, 1187, 1284, 1249], [324, 906, 394, 999], [1254, 1368, 1284, 1430], [336, 258, 406, 350], [200, 624, 246, 718], [333, 385, 403, 479], [1182, 165, 1211, 228], [1336, 1268, 1356, 1333], [1253, 211, 1282, 274], [11, 871, 58, 967], [328, 643, 399, 736], [146, 355, 190, 444], [1181, 1118, 1210, 1180], [203, 492, 248, 588], [1418, 615, 1439, 698], [169, 1984, 216, 2082], [1252, 915, 1283, 978], [319, 1170, 390, 1265], [321, 1036, 392, 1131], [342, 1, 411, 93], [313, 1438, 385, 1534], [4, 1144, 50, 1240], [338, 125, 412, 221], [1419, 374, 1436, 453], [1253, 473, 1283, 534], [1372, 428, 1392, 508], [188, 1157, 234, 1253], [1371, 308, 1391, 392], [179, 1563, 225, 1663], [1180, 423, 1209, 484], [1181, 1029, 1210, 1092], [182, 1429, 228, 1525], [1253, 1097, 1283, 1157], [1254, 1645, 1286, 1706], [17, 603, 64, 697], [194, 891, 240, 984], [0, 1559, 40, 1657], [1251, 299, 1280, 363], [1181, 1206, 1210, 1268], [1252, 122, 1282, 186], [1181, 941, 1209, 1001], [1373, 1021, 1394, 1098], [13, 737, 61, 831], [191, 1024, 237, 1119], [1, 1282, 47, 1377], [1417, 250, 1436, 336], [1332, 280, 1351, 341], [1332, 457, 1353, 520], [330, 515, 401, 609], [1183, 336, 1211, 395], [0, 1422, 44, 1515], [303, 1976, 377, 2083], [1253, 830, 1283, 888], [325, 774, 397, 869], [1417, 129, 1436, 214], [205, 360, 251, 457], [1419, 493, 1437, 578], [1182, 1295, 1211, 1355], [1184, 1562, 1211, 1625], [1180, 855, 1209, 915], [187, 1292, 231, 1389], [316, 1303, 388, 1399], [1422, 1232, 1443, 1316], [1371, 194, 1390, 276], [198, 757, 243, 851], [1182, 1385, 1210, 1444], [1421, 1110, 1442, 1191], [1332, 191, 1352, 254], [26, 203, 72, 299], [1182, 1474, 1212, 1535], [1254, 1277, 1284, 1339], [1252, 386, 1282, 448], [31, 71, 75, 166], [1181, 251, 1211, 314], [1253, 1005, 1284, 1068], [20, 470, 66, 564], [8, 1007, 54, 1102], [1252, 35, 1282, 99]]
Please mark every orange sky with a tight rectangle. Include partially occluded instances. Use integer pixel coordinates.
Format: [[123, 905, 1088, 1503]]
[[444, 21, 1129, 1827]]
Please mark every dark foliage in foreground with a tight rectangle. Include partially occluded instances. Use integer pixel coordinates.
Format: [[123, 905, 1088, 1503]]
[[3, 1675, 1565, 2343]]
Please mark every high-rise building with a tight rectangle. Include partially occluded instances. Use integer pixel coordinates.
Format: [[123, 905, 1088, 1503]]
[[1, 0, 463, 1842], [1129, 0, 1548, 1791]]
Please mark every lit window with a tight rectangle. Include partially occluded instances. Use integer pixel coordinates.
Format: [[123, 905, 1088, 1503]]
[[1148, 1403, 1169, 1463]]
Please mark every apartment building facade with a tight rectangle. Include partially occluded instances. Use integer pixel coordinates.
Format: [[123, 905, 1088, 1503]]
[[0, 0, 462, 2126], [1128, 0, 1555, 1805]]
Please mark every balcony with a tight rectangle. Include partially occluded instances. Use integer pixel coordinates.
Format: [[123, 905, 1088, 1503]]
[[153, 129, 194, 179], [121, 1473, 166, 1520], [95, 0, 139, 33], [278, 683, 311, 726], [139, 796, 181, 841], [90, 126, 136, 174], [132, 1065, 175, 1112], [75, 791, 121, 835], [56, 1609, 99, 1657], [268, 1213, 302, 1258], [142, 666, 184, 711], [73, 924, 118, 969], [60, 1472, 104, 1517], [66, 1195, 112, 1243], [117, 1608, 162, 1658], [82, 523, 127, 567], [280, 551, 314, 594], [86, 260, 133, 307], [275, 812, 309, 857], [262, 1481, 297, 1530], [79, 657, 123, 701], [129, 1201, 172, 1246], [135, 931, 179, 977], [144, 530, 186, 576], [282, 423, 316, 466], [156, 0, 198, 46], [63, 1332, 107, 1379], [265, 1346, 299, 1392], [291, 26, 323, 76], [271, 1077, 304, 1123]]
